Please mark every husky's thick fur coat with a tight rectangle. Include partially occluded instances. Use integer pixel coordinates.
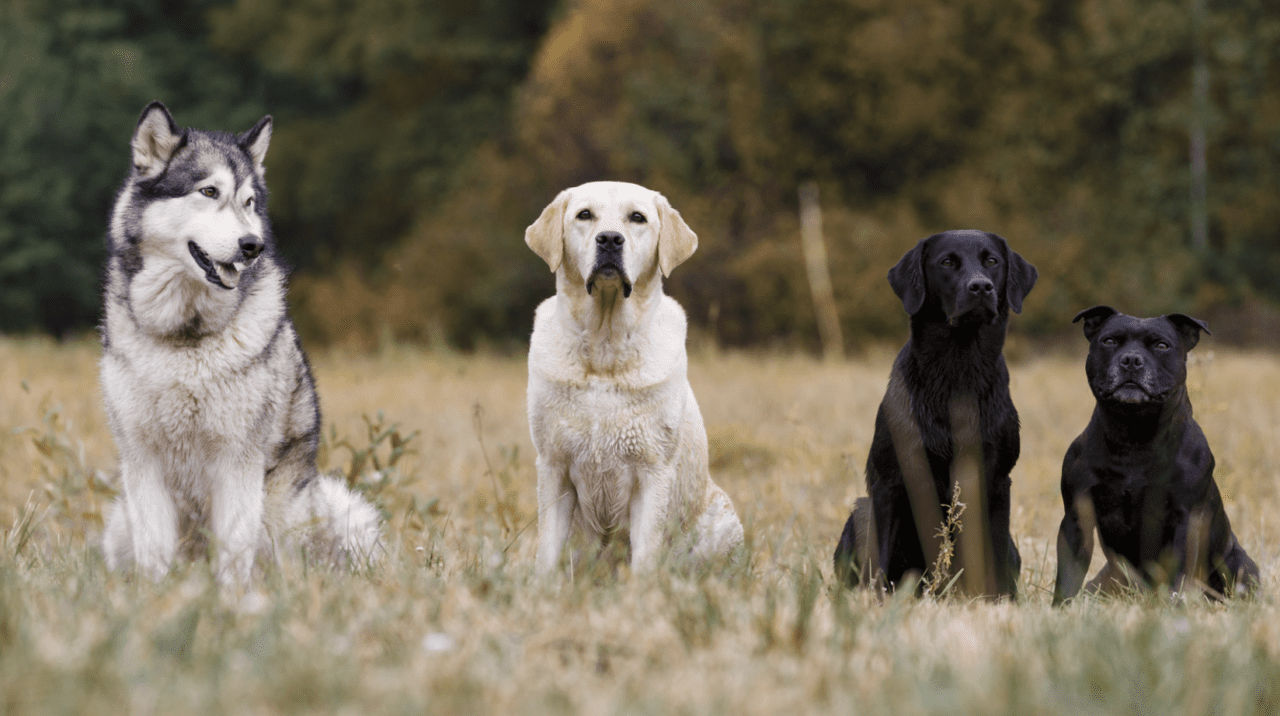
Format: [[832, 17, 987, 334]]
[[100, 102, 380, 583]]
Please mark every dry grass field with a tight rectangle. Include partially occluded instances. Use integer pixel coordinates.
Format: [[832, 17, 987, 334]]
[[2, 335, 1280, 715]]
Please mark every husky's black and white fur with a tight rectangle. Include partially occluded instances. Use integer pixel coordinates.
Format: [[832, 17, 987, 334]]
[[100, 102, 380, 583]]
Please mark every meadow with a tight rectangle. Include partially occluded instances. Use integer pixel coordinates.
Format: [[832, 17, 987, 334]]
[[2, 335, 1279, 715]]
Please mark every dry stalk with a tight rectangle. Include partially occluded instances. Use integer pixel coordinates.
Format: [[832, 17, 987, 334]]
[[924, 481, 966, 598]]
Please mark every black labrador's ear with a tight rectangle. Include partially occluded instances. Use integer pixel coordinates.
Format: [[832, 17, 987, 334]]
[[888, 236, 930, 315], [1165, 314, 1211, 351], [1072, 305, 1120, 342], [989, 233, 1038, 314]]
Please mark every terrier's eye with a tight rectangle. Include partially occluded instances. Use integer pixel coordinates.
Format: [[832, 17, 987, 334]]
[[199, 186, 218, 199], [576, 210, 593, 220], [630, 212, 647, 224]]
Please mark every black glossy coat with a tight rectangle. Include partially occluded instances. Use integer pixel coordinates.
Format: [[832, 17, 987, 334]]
[[834, 231, 1036, 597]]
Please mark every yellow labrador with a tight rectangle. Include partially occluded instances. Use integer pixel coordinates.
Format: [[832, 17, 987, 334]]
[[525, 181, 743, 574]]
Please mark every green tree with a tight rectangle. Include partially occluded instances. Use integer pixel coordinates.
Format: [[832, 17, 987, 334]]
[[0, 0, 275, 334]]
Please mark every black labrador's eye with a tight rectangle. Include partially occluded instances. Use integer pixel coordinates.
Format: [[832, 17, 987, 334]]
[[986, 256, 999, 266], [1102, 337, 1117, 346], [630, 211, 647, 224], [940, 258, 955, 268], [1155, 341, 1171, 351], [576, 209, 593, 220], [199, 186, 218, 199]]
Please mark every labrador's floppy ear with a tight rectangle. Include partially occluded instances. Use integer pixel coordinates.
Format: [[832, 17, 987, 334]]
[[887, 236, 931, 315], [1072, 305, 1120, 342], [131, 101, 186, 179], [1165, 313, 1211, 352], [989, 232, 1038, 314], [656, 194, 698, 277], [525, 189, 570, 273]]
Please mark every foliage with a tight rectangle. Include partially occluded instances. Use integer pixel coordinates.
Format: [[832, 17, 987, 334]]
[[0, 0, 279, 335], [2, 0, 1279, 349]]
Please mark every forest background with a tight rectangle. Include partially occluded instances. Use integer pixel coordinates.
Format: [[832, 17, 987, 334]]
[[3, 0, 1278, 352]]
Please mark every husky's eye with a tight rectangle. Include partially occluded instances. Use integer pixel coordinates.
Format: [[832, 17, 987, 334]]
[[199, 186, 218, 199], [576, 209, 593, 220], [244, 196, 254, 208], [630, 212, 647, 224]]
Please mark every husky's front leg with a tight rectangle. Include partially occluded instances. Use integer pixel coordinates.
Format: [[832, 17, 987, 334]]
[[211, 453, 267, 584], [117, 453, 179, 580]]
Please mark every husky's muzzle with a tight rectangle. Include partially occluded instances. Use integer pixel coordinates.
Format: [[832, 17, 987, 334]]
[[188, 237, 261, 291], [586, 231, 632, 298]]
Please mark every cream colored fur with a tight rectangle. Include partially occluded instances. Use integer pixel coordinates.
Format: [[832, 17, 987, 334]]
[[525, 181, 743, 575]]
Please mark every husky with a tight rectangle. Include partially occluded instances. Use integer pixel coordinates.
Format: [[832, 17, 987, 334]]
[[99, 102, 381, 584]]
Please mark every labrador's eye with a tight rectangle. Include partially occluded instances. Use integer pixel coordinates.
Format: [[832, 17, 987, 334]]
[[630, 212, 647, 224], [986, 257, 998, 266], [1102, 337, 1117, 346], [941, 258, 955, 268], [576, 210, 593, 220], [1155, 341, 1171, 351], [199, 186, 218, 199]]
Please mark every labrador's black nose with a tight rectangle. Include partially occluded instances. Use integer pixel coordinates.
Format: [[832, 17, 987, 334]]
[[968, 278, 994, 295], [596, 232, 624, 247]]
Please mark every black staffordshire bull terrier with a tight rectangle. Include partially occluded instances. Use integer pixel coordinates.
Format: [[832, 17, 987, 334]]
[[834, 230, 1037, 598], [1053, 306, 1259, 603]]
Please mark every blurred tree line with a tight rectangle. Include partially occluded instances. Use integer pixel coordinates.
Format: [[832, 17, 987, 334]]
[[3, 0, 1278, 350]]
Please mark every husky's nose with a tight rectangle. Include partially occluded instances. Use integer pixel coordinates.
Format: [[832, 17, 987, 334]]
[[238, 236, 264, 260]]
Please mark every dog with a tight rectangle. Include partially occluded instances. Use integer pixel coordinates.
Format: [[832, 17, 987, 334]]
[[833, 230, 1037, 598], [1052, 307, 1259, 603], [525, 181, 743, 575], [99, 102, 381, 584]]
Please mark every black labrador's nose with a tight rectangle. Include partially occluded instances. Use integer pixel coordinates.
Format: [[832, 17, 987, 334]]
[[596, 232, 625, 247], [1119, 352, 1145, 370], [968, 277, 995, 295], [239, 236, 264, 260]]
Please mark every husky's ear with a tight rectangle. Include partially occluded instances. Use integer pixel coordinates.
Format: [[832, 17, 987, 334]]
[[240, 115, 273, 177], [988, 232, 1038, 314], [1165, 313, 1211, 352], [1072, 305, 1120, 342], [526, 189, 569, 273], [888, 236, 930, 315], [656, 194, 698, 277], [131, 102, 185, 179]]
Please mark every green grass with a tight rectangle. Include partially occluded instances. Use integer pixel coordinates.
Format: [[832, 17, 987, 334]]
[[1, 337, 1279, 715]]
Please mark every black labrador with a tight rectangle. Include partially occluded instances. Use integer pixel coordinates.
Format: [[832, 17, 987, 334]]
[[833, 230, 1037, 598], [1053, 307, 1259, 603]]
